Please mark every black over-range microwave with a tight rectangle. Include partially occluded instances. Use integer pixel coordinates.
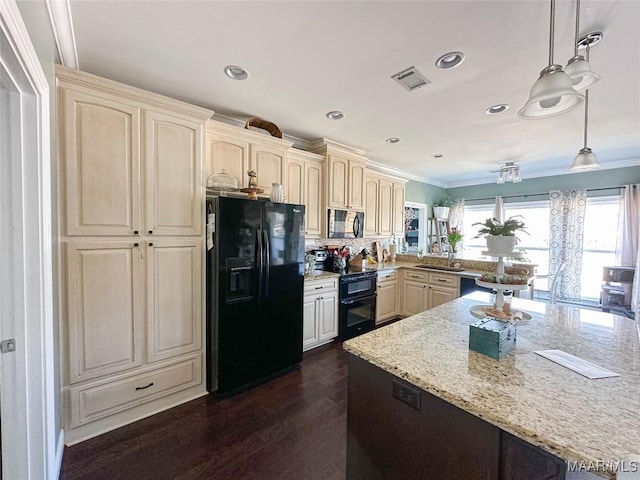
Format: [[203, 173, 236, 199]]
[[327, 209, 364, 238]]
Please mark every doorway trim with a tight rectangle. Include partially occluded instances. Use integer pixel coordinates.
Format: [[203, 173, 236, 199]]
[[0, 1, 60, 478]]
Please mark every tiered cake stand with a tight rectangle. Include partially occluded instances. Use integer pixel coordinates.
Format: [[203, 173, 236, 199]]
[[475, 250, 530, 312]]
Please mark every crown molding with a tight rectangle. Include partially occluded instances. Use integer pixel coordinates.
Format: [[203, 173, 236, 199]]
[[211, 113, 308, 149], [45, 0, 78, 68], [308, 138, 367, 157], [367, 160, 446, 188]]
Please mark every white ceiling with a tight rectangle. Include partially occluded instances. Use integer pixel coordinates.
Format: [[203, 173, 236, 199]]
[[66, 0, 640, 187]]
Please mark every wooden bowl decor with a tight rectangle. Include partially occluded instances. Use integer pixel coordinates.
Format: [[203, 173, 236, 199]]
[[244, 117, 283, 138]]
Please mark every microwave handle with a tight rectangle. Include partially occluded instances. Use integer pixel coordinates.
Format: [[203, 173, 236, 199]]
[[353, 214, 361, 238]]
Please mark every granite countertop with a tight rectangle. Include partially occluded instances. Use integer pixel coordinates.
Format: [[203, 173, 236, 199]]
[[343, 292, 640, 479], [303, 270, 340, 281]]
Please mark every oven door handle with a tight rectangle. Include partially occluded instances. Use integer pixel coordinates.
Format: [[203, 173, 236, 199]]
[[342, 299, 355, 305]]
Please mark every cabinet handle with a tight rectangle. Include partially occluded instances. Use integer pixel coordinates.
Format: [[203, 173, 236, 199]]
[[135, 382, 154, 391], [315, 286, 323, 290], [149, 243, 153, 247], [385, 274, 391, 278], [134, 243, 139, 247], [437, 279, 447, 283], [410, 275, 420, 278], [148, 230, 153, 235], [134, 230, 139, 235]]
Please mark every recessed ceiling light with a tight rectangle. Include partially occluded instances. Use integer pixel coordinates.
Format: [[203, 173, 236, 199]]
[[224, 65, 248, 80], [435, 51, 465, 70], [432, 153, 444, 159], [326, 111, 344, 120], [386, 137, 400, 144], [485, 104, 510, 114]]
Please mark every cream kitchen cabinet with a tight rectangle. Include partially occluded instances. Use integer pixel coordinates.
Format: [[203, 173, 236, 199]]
[[310, 140, 367, 211], [400, 269, 460, 316], [58, 70, 209, 237], [286, 149, 324, 237], [364, 172, 407, 238], [392, 181, 406, 236], [364, 175, 379, 236], [205, 120, 293, 196], [57, 66, 212, 443], [303, 277, 339, 351], [376, 269, 399, 324]]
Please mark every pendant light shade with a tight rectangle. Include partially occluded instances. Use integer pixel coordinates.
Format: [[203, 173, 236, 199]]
[[518, 0, 584, 120], [565, 0, 601, 91], [569, 147, 600, 171], [518, 65, 584, 119], [565, 55, 601, 91]]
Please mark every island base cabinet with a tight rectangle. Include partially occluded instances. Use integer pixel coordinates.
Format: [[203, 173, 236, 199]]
[[347, 354, 568, 480]]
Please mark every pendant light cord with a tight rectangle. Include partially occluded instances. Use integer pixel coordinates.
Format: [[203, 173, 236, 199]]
[[573, 0, 580, 57], [548, 0, 556, 65], [583, 44, 591, 148]]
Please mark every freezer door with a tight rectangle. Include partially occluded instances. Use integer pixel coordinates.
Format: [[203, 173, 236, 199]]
[[214, 197, 264, 393]]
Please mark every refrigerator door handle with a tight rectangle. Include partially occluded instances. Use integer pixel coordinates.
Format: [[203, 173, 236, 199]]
[[256, 229, 263, 302], [263, 230, 270, 299]]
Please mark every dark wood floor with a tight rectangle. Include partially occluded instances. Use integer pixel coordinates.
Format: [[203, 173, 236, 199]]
[[60, 342, 348, 480]]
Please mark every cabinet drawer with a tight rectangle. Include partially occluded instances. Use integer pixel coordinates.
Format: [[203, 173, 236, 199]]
[[69, 354, 202, 427], [304, 277, 338, 293], [403, 269, 429, 282], [429, 273, 459, 287], [377, 269, 398, 283]]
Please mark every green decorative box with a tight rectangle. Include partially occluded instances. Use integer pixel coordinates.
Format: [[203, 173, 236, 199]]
[[469, 318, 516, 360]]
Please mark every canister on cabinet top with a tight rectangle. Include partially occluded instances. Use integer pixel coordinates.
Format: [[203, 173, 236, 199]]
[[469, 318, 516, 360]]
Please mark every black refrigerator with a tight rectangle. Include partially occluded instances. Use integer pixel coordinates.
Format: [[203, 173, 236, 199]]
[[206, 196, 305, 394]]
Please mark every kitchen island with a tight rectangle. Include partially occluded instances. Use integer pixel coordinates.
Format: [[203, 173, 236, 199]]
[[343, 292, 640, 479]]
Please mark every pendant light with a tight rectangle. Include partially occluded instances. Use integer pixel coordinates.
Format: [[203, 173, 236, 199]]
[[569, 44, 601, 172], [518, 0, 584, 120], [565, 0, 601, 90]]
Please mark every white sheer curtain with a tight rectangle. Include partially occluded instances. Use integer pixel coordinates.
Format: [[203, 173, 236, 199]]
[[548, 189, 587, 302], [616, 184, 639, 267], [449, 199, 465, 232], [616, 185, 640, 317], [493, 196, 504, 223]]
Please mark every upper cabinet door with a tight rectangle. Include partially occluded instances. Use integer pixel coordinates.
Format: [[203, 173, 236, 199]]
[[63, 90, 141, 236], [145, 110, 203, 236], [205, 134, 249, 189], [305, 161, 323, 237], [393, 182, 406, 236], [364, 176, 379, 237], [348, 159, 366, 210], [378, 178, 393, 236], [249, 142, 287, 195], [286, 158, 305, 205], [327, 154, 349, 209]]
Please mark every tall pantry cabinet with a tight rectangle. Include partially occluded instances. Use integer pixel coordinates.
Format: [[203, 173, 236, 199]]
[[56, 66, 213, 443]]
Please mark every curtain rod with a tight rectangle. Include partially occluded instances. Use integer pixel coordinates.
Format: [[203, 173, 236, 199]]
[[463, 186, 622, 202]]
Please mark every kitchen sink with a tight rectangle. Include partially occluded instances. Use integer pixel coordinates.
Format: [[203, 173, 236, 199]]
[[413, 264, 465, 272]]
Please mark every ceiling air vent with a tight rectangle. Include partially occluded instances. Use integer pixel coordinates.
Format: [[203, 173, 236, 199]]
[[391, 66, 431, 91]]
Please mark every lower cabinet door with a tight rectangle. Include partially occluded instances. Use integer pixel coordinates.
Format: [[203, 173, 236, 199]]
[[376, 281, 398, 323], [429, 285, 458, 309], [303, 294, 320, 350], [402, 281, 428, 317], [318, 291, 338, 341]]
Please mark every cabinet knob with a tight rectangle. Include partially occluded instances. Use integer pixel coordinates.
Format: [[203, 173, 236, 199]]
[[149, 242, 153, 247], [134, 230, 139, 235], [148, 230, 153, 235], [134, 243, 139, 247]]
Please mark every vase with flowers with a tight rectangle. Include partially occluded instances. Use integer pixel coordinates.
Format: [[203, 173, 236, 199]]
[[331, 246, 350, 272], [447, 227, 463, 265]]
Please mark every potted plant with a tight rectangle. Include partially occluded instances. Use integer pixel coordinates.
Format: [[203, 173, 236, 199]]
[[433, 194, 455, 219], [472, 216, 528, 253], [447, 227, 463, 252]]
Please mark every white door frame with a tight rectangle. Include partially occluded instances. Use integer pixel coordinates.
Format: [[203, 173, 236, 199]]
[[0, 1, 59, 478]]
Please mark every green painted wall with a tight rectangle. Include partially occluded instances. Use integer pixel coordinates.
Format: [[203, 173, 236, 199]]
[[446, 166, 640, 205], [405, 179, 445, 209]]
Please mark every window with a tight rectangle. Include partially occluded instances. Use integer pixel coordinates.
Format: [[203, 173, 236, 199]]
[[463, 196, 620, 303], [404, 202, 428, 254]]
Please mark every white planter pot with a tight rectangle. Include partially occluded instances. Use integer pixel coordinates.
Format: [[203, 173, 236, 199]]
[[486, 235, 516, 254], [433, 206, 450, 219]]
